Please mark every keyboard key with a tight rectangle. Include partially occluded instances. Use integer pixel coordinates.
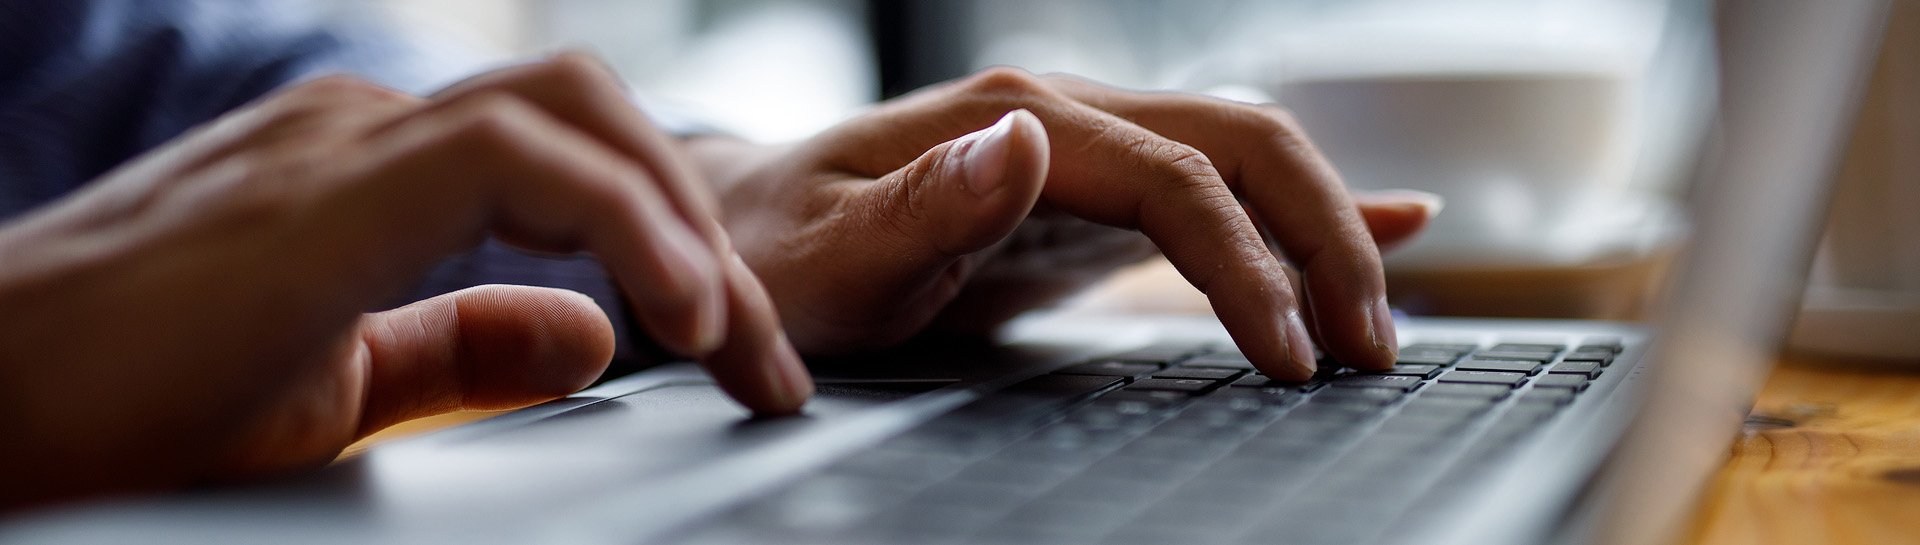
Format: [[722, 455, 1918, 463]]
[[1329, 374, 1424, 391], [1578, 337, 1625, 353], [1230, 374, 1320, 392], [1364, 364, 1444, 379], [1003, 374, 1124, 397], [1497, 404, 1562, 428], [1436, 370, 1529, 388], [946, 375, 1120, 425], [1153, 367, 1242, 381], [1470, 350, 1558, 362], [1198, 389, 1297, 412], [1564, 349, 1617, 365], [1548, 360, 1603, 379], [1399, 396, 1497, 417], [1127, 378, 1219, 394], [1183, 353, 1256, 370], [1375, 411, 1475, 436], [1053, 361, 1162, 378], [1311, 387, 1407, 406], [1419, 383, 1514, 400], [1094, 390, 1190, 411], [1282, 402, 1380, 424], [1402, 343, 1478, 355], [1396, 351, 1462, 365], [1224, 386, 1310, 404], [1101, 344, 1205, 364], [1455, 358, 1546, 374], [1532, 374, 1590, 391], [1515, 388, 1577, 406], [1489, 343, 1565, 354]]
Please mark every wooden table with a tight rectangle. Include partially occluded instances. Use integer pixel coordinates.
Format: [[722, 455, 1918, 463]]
[[1680, 353, 1920, 545]]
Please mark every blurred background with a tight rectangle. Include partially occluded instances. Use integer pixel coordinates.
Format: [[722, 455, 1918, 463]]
[[347, 0, 1918, 359]]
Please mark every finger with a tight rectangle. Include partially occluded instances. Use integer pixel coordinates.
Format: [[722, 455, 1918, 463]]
[[366, 90, 809, 411], [1273, 191, 1438, 352], [1354, 190, 1443, 253], [703, 256, 814, 415], [354, 285, 614, 438], [1044, 76, 1399, 369], [365, 91, 729, 357], [834, 69, 1316, 379], [426, 52, 726, 245], [780, 109, 1050, 351]]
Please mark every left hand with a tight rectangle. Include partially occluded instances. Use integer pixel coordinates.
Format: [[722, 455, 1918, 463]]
[[689, 68, 1439, 381]]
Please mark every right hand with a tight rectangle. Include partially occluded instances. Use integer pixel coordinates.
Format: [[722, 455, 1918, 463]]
[[0, 53, 811, 508], [694, 68, 1439, 381]]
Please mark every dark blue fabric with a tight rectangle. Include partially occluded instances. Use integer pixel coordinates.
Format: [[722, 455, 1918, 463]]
[[0, 0, 654, 369]]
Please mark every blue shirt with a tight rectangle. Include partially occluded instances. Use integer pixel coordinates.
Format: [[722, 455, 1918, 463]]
[[0, 0, 658, 368]]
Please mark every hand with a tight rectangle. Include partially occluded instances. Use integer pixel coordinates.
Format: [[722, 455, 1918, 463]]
[[693, 68, 1437, 379], [0, 54, 812, 509]]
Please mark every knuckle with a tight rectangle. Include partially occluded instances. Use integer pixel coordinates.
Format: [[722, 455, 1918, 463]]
[[297, 74, 378, 95], [961, 66, 1048, 97], [449, 93, 537, 148], [287, 75, 406, 107], [532, 53, 621, 92], [880, 161, 932, 231], [1251, 105, 1317, 154], [1256, 104, 1304, 132], [1162, 143, 1219, 177], [1132, 135, 1219, 182]]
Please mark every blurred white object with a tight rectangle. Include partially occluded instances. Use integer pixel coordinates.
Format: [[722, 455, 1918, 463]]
[[582, 0, 877, 142], [1278, 71, 1678, 267], [1790, 0, 1920, 361], [1265, 2, 1693, 269]]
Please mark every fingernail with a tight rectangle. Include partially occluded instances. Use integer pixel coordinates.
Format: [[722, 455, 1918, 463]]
[[1369, 296, 1398, 358], [1371, 189, 1445, 220], [955, 110, 1023, 196], [770, 332, 814, 412], [1284, 310, 1317, 376]]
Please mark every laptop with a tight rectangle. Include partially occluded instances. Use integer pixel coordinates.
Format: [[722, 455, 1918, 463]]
[[0, 1, 1886, 544]]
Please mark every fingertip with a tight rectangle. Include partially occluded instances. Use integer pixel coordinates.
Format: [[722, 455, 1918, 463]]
[[434, 285, 615, 410], [1284, 310, 1319, 376], [1003, 108, 1051, 197], [1354, 189, 1443, 218], [1368, 296, 1399, 366], [952, 108, 1049, 199], [759, 334, 815, 416], [1206, 273, 1317, 382], [894, 109, 1049, 258], [1354, 189, 1442, 251], [706, 255, 814, 416]]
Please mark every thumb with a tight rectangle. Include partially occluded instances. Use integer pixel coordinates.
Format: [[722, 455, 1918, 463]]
[[353, 284, 615, 438], [795, 109, 1050, 350], [870, 108, 1051, 256]]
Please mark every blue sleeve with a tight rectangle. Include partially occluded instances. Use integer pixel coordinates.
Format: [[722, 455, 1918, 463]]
[[0, 0, 663, 370]]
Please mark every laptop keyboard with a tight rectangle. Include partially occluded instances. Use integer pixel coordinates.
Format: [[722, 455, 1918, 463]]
[[675, 339, 1626, 545]]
